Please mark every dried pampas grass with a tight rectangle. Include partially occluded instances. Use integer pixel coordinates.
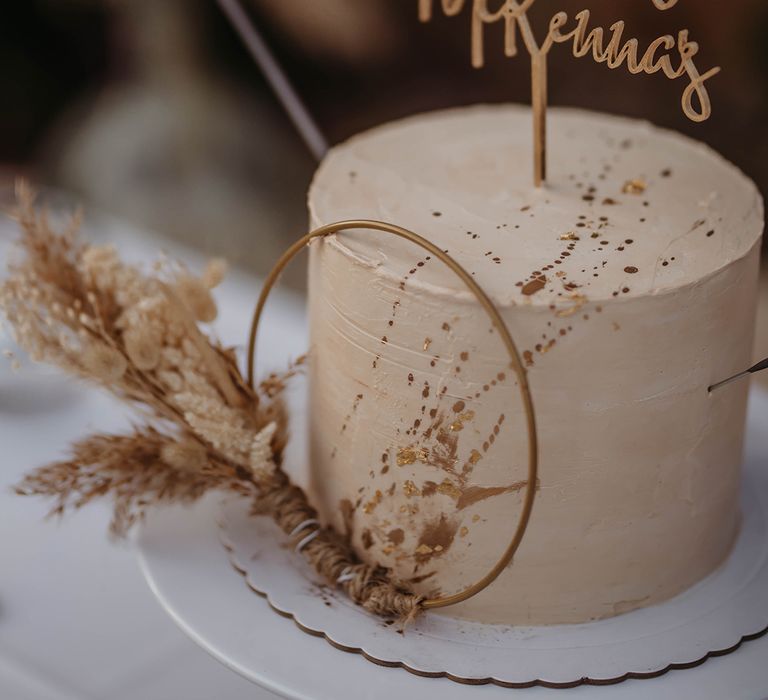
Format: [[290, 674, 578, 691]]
[[3, 182, 422, 621]]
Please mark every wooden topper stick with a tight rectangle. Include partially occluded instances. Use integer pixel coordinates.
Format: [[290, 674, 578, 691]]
[[531, 52, 548, 188]]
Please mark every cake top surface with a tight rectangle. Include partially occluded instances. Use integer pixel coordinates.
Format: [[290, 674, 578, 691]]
[[309, 105, 763, 306]]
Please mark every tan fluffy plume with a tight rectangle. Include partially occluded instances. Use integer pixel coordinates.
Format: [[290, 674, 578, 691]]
[[3, 182, 422, 621]]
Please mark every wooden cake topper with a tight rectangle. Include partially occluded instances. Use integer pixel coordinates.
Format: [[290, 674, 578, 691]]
[[419, 0, 721, 187]]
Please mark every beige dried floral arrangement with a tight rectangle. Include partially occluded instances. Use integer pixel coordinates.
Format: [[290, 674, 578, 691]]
[[2, 183, 421, 621]]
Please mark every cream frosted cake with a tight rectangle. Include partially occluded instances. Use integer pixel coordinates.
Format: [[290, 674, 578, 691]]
[[305, 104, 763, 625]]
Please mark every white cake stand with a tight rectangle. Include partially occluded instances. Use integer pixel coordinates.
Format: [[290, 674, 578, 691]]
[[135, 389, 768, 699]]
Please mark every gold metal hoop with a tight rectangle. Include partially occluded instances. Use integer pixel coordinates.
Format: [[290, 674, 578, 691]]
[[247, 220, 538, 610]]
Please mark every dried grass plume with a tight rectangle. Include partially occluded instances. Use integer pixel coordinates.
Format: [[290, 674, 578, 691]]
[[3, 182, 422, 621]]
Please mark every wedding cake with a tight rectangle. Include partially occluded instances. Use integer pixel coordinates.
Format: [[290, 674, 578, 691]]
[[305, 104, 763, 624]]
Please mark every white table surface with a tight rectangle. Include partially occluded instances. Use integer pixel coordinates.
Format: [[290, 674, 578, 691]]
[[0, 210, 304, 700]]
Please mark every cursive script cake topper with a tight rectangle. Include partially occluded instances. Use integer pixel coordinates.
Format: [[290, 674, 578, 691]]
[[419, 0, 721, 187]]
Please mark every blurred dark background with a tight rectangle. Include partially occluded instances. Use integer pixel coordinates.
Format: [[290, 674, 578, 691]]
[[2, 0, 767, 280]]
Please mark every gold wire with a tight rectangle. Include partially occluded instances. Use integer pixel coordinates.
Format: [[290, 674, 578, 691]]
[[246, 220, 538, 610]]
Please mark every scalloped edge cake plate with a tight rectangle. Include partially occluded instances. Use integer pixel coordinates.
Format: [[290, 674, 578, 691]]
[[216, 468, 768, 688], [136, 389, 768, 696]]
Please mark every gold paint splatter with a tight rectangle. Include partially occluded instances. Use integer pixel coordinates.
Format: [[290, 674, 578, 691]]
[[423, 337, 432, 351], [421, 481, 438, 496], [415, 514, 459, 561], [622, 179, 647, 195], [469, 449, 482, 465], [523, 350, 534, 367], [460, 526, 469, 537], [521, 276, 547, 296], [339, 499, 355, 537], [559, 232, 580, 241], [431, 428, 459, 473], [472, 514, 481, 522], [539, 339, 556, 354], [457, 481, 529, 510]]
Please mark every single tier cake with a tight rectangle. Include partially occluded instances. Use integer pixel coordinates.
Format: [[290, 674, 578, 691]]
[[306, 104, 763, 624]]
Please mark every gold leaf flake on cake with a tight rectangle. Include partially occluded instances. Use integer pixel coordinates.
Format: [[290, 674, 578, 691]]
[[622, 178, 647, 195], [437, 479, 462, 500], [397, 445, 429, 466], [449, 410, 476, 432], [403, 480, 420, 498], [363, 489, 383, 514]]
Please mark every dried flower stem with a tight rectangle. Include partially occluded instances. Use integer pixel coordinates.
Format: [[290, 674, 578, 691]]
[[3, 182, 422, 622]]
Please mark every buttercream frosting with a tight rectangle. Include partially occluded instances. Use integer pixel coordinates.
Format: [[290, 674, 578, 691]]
[[305, 105, 763, 624]]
